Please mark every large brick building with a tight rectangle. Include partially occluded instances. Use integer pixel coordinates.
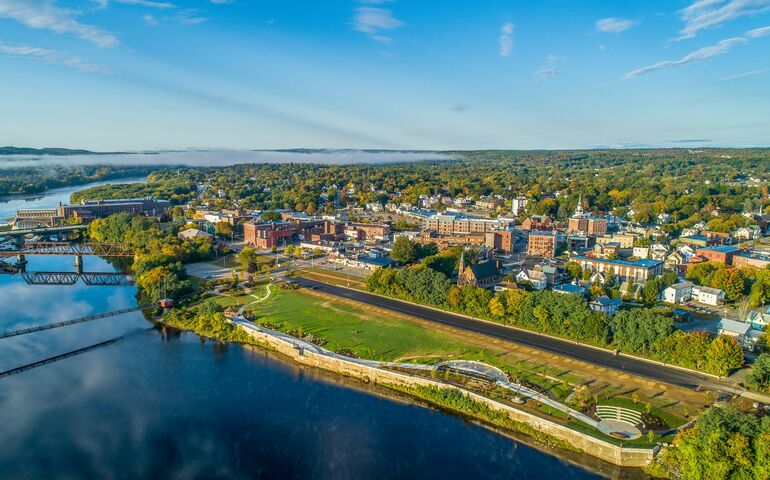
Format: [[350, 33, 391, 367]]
[[695, 246, 740, 265], [573, 256, 664, 282], [485, 230, 515, 253], [244, 219, 325, 249], [567, 215, 607, 236], [527, 231, 559, 258]]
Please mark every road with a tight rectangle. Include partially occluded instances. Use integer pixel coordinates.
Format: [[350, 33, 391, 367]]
[[293, 276, 727, 392]]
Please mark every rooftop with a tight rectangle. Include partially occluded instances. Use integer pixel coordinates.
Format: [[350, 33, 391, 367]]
[[697, 246, 740, 253], [573, 255, 663, 268]]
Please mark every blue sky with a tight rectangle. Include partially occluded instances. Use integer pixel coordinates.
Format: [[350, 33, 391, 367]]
[[1, 0, 769, 150]]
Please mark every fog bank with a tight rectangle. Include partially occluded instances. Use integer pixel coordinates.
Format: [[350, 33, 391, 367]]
[[0, 150, 455, 169]]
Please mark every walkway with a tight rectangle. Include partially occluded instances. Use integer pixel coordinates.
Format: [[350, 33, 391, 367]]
[[229, 314, 600, 431], [236, 283, 273, 317]]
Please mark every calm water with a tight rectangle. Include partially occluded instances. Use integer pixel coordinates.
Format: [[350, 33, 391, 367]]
[[0, 190, 616, 480]]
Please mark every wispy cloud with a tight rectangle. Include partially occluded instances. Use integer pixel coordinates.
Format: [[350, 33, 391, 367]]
[[450, 104, 468, 113], [747, 24, 770, 37], [677, 0, 770, 40], [116, 0, 175, 9], [595, 17, 634, 33], [176, 9, 206, 24], [625, 23, 770, 79], [0, 41, 112, 74], [533, 54, 564, 81], [721, 67, 769, 80], [0, 0, 118, 47], [498, 22, 514, 57], [586, 83, 607, 92], [352, 4, 404, 43]]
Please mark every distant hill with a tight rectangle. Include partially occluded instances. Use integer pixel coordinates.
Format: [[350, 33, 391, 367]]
[[0, 146, 99, 156]]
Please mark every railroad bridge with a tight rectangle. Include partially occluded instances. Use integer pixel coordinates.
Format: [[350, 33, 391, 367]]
[[0, 241, 135, 285]]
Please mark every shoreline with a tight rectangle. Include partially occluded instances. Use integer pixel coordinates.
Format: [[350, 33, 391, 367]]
[[158, 312, 657, 476]]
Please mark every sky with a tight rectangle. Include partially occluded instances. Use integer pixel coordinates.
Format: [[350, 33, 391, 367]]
[[1, 0, 769, 151]]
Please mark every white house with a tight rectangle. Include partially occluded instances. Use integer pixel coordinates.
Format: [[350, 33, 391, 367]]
[[717, 318, 753, 350], [516, 269, 547, 290], [589, 295, 622, 315], [662, 281, 693, 304], [692, 285, 726, 306], [632, 246, 650, 259]]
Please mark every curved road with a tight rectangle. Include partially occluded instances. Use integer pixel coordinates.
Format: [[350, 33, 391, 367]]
[[294, 277, 725, 392]]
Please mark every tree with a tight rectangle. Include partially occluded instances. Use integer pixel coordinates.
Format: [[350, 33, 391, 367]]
[[488, 296, 506, 318], [284, 245, 296, 257], [705, 336, 744, 376], [215, 220, 233, 237], [712, 268, 748, 301], [565, 261, 582, 281], [749, 269, 770, 307], [611, 308, 673, 353], [746, 353, 770, 391], [237, 246, 257, 270], [390, 236, 419, 264], [262, 211, 281, 222]]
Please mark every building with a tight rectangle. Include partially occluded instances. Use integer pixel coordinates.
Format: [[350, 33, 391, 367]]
[[177, 228, 213, 241], [485, 230, 515, 254], [733, 251, 770, 269], [527, 231, 559, 258], [516, 269, 548, 290], [521, 215, 552, 232], [662, 282, 693, 304], [475, 198, 498, 210], [511, 196, 529, 216], [244, 222, 294, 249], [695, 246, 740, 265], [568, 215, 608, 236], [589, 296, 622, 315], [350, 223, 391, 242], [423, 214, 508, 235], [716, 319, 752, 349], [692, 285, 725, 306], [458, 260, 502, 288], [15, 198, 170, 228], [572, 256, 664, 282], [552, 283, 587, 297], [596, 233, 637, 249]]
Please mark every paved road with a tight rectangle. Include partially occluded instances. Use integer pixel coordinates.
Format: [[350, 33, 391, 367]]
[[293, 277, 727, 392]]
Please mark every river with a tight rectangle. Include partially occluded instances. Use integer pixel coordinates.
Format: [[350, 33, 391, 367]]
[[0, 185, 627, 479]]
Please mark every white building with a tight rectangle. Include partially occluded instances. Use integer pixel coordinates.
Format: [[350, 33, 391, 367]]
[[632, 246, 650, 259], [511, 196, 529, 216], [692, 285, 725, 306], [662, 282, 693, 304]]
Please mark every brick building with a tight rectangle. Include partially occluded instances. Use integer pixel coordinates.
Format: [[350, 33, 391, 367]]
[[485, 230, 515, 253], [695, 246, 740, 265], [527, 231, 559, 257]]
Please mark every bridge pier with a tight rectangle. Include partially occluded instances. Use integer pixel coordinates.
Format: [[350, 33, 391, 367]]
[[16, 254, 26, 273], [74, 255, 83, 274]]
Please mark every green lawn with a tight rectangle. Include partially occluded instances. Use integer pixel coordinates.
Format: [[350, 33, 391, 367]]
[[246, 287, 582, 394]]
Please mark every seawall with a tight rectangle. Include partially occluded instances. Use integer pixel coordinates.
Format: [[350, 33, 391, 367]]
[[236, 323, 657, 468]]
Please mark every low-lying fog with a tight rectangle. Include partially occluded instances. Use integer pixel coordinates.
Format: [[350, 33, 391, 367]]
[[0, 150, 455, 169]]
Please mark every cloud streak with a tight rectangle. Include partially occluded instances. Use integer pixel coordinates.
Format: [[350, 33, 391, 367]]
[[622, 23, 770, 80], [498, 22, 513, 57], [595, 17, 634, 33], [0, 41, 112, 74], [721, 67, 769, 80], [678, 0, 770, 40], [533, 54, 564, 81], [352, 5, 403, 43], [0, 0, 118, 47]]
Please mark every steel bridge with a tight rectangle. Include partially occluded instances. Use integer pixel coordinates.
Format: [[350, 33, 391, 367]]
[[0, 306, 147, 339], [21, 271, 135, 286], [0, 242, 134, 257]]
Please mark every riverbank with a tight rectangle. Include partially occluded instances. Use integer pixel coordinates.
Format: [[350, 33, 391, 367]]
[[159, 300, 657, 471]]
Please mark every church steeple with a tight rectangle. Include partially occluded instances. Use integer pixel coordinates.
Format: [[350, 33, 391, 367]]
[[574, 194, 584, 216]]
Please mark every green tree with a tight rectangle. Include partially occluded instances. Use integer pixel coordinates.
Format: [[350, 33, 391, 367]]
[[565, 261, 582, 281], [391, 236, 419, 264], [705, 336, 744, 376], [746, 353, 770, 391]]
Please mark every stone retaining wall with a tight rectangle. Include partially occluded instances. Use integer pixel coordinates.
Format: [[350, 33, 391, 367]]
[[238, 325, 656, 468]]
